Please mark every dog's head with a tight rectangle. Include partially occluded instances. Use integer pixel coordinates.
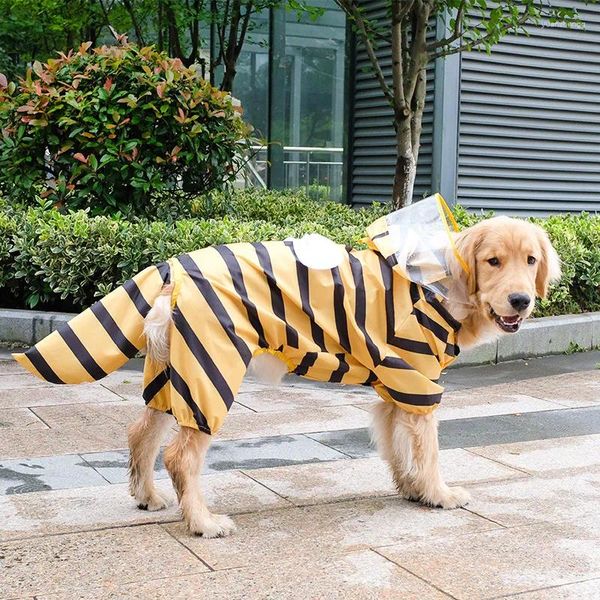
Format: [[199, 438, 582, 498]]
[[452, 216, 561, 334]]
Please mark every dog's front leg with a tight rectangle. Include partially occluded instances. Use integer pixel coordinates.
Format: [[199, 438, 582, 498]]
[[164, 426, 236, 537], [372, 402, 470, 509]]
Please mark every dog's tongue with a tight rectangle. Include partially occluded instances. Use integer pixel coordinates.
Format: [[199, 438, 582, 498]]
[[501, 315, 520, 323]]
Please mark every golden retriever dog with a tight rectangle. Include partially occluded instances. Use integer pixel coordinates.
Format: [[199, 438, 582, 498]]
[[126, 215, 560, 537]]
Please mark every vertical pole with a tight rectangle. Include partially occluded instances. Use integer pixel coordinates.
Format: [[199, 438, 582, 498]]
[[342, 18, 355, 205], [268, 6, 286, 188], [431, 11, 461, 204]]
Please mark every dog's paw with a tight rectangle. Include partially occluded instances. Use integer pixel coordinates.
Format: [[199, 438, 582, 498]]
[[136, 489, 171, 512], [189, 513, 236, 538], [431, 486, 471, 510]]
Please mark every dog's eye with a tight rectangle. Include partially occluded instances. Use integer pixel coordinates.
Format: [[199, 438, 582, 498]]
[[487, 258, 500, 267], [527, 256, 537, 265]]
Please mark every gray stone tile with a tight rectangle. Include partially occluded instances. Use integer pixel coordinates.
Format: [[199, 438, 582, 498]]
[[0, 473, 289, 541], [32, 401, 146, 429], [307, 427, 375, 458], [0, 372, 53, 390], [0, 407, 48, 430], [165, 495, 495, 571], [438, 389, 565, 421], [377, 513, 600, 599], [38, 549, 451, 600], [207, 434, 348, 472], [244, 451, 523, 507], [235, 382, 376, 412], [469, 433, 600, 474], [502, 578, 600, 599], [0, 382, 124, 409], [0, 524, 208, 598], [80, 449, 168, 484], [442, 350, 600, 391], [80, 434, 348, 484], [0, 454, 109, 495], [438, 406, 600, 450], [0, 420, 130, 460], [217, 405, 370, 440], [466, 467, 600, 527], [0, 360, 28, 375]]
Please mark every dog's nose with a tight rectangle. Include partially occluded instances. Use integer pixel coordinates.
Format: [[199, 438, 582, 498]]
[[508, 293, 531, 311]]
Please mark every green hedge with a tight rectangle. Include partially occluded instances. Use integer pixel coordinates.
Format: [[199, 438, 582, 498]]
[[1, 191, 598, 317]]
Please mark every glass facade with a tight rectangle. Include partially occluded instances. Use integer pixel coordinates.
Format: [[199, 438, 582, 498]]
[[214, 2, 346, 201]]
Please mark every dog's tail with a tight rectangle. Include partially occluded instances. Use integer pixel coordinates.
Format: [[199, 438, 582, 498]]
[[13, 262, 170, 385], [143, 283, 173, 367]]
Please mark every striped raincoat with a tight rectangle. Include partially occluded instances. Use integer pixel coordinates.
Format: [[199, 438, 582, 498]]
[[14, 195, 467, 434]]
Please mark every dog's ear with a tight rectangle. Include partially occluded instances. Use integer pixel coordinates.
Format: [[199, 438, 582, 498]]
[[535, 226, 561, 299], [452, 224, 484, 296]]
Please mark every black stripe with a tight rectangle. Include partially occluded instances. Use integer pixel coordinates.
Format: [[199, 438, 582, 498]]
[[294, 352, 318, 376], [157, 261, 170, 284], [331, 267, 351, 353], [380, 356, 412, 370], [172, 308, 235, 408], [424, 289, 462, 333], [253, 243, 299, 349], [409, 282, 421, 306], [414, 308, 450, 344], [169, 366, 211, 434], [178, 254, 252, 365], [377, 255, 434, 357], [23, 347, 64, 384], [284, 241, 327, 352], [57, 325, 107, 380], [445, 342, 460, 358], [329, 353, 350, 383], [90, 301, 139, 358], [214, 245, 268, 348], [371, 230, 389, 241], [123, 278, 152, 317], [384, 386, 442, 407], [362, 371, 377, 386], [143, 368, 170, 404], [349, 255, 381, 366]]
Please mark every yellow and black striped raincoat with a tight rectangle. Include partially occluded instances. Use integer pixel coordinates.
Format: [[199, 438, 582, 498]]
[[14, 195, 467, 435]]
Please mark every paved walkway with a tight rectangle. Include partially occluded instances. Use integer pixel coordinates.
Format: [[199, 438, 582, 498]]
[[1, 352, 599, 599]]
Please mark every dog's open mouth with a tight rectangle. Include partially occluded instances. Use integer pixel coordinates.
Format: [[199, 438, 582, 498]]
[[490, 308, 523, 333]]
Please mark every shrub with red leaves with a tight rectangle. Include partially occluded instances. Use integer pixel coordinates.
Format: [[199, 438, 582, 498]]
[[0, 42, 252, 215]]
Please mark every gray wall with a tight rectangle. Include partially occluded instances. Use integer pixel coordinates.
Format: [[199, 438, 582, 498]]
[[456, 1, 600, 214], [347, 1, 600, 214], [347, 1, 435, 206]]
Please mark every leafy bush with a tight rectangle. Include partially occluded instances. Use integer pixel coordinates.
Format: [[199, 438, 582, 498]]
[[0, 42, 252, 216], [0, 190, 597, 317]]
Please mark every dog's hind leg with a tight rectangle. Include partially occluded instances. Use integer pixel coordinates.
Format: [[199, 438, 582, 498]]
[[128, 407, 174, 511], [372, 402, 470, 509], [163, 426, 236, 538]]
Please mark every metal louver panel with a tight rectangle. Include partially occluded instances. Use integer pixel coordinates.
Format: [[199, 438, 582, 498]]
[[457, 1, 600, 215], [348, 1, 436, 206]]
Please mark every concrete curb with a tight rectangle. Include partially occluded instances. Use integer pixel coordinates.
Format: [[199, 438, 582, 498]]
[[1, 307, 599, 367], [455, 312, 600, 367]]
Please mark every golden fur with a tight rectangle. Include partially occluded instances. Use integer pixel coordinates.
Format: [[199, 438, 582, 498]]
[[130, 216, 561, 536]]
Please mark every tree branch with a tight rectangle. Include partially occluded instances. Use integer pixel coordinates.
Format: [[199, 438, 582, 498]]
[[390, 0, 408, 117], [234, 2, 254, 61], [427, 0, 466, 51], [432, 7, 531, 60], [404, 0, 429, 104]]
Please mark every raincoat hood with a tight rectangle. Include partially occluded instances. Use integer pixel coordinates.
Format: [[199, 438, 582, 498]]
[[366, 194, 469, 299]]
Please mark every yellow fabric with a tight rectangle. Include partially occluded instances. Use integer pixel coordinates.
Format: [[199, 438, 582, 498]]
[[14, 235, 461, 435]]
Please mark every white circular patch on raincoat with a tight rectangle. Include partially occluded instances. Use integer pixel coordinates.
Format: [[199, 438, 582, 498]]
[[290, 234, 346, 269]]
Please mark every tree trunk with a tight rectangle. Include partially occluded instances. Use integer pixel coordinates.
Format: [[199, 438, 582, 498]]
[[392, 115, 416, 209], [220, 66, 236, 92], [393, 151, 416, 210]]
